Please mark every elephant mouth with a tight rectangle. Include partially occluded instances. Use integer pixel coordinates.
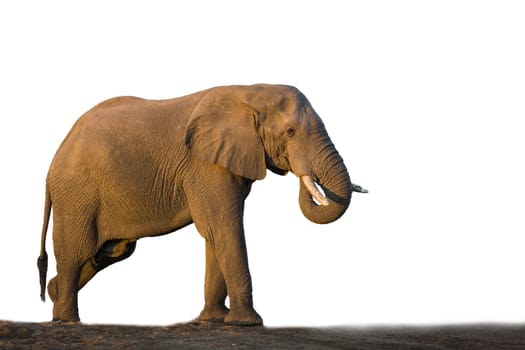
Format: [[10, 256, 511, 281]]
[[268, 165, 288, 176], [265, 153, 289, 176], [301, 175, 368, 207], [301, 176, 329, 206]]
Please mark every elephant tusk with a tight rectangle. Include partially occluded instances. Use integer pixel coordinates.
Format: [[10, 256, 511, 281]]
[[301, 176, 330, 206], [352, 184, 369, 193]]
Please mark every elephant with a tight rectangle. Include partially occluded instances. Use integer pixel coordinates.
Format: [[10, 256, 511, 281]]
[[37, 84, 367, 325]]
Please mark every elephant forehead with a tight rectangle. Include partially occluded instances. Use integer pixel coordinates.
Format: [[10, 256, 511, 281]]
[[265, 109, 319, 135], [294, 107, 324, 132]]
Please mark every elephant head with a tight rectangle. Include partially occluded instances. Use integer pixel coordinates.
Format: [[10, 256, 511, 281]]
[[185, 84, 366, 224]]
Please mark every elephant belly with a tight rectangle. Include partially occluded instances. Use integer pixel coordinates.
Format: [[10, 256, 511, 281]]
[[96, 202, 193, 241]]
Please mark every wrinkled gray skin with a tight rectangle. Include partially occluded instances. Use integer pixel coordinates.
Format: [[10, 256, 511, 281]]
[[37, 84, 366, 325]]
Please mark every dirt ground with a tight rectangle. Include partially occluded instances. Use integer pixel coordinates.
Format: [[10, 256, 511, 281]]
[[1, 320, 524, 349]]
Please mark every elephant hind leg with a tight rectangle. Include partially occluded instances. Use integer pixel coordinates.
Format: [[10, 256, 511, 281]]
[[94, 239, 137, 269], [51, 216, 96, 322], [78, 239, 137, 291], [48, 276, 58, 303], [48, 258, 101, 309]]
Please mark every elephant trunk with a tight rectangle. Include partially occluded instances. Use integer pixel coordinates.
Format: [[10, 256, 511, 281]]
[[298, 139, 354, 224]]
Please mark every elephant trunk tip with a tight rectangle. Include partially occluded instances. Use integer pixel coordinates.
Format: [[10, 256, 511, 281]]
[[352, 184, 368, 194]]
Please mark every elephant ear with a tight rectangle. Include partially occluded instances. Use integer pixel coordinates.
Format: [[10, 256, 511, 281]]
[[184, 91, 266, 180]]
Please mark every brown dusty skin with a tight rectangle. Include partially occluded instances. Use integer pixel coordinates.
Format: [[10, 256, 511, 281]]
[[38, 84, 364, 325], [1, 321, 525, 350]]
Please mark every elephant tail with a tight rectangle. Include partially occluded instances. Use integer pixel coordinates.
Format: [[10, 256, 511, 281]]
[[37, 182, 51, 302]]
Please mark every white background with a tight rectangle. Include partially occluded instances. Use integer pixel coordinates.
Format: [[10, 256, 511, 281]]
[[1, 1, 524, 327]]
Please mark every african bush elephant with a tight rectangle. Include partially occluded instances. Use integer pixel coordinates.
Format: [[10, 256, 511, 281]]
[[37, 84, 367, 325]]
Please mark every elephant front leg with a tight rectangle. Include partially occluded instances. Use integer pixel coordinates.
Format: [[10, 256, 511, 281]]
[[197, 240, 229, 322], [207, 223, 262, 326], [187, 180, 262, 325]]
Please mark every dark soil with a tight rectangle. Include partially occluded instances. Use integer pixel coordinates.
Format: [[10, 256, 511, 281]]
[[1, 320, 524, 349]]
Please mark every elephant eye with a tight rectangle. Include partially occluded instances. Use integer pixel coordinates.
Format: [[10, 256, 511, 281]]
[[286, 127, 295, 137]]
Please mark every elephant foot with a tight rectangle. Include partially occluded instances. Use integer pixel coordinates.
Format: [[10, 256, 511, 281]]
[[52, 317, 80, 323], [52, 301, 80, 323], [224, 308, 263, 326], [197, 304, 229, 323], [52, 310, 80, 323]]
